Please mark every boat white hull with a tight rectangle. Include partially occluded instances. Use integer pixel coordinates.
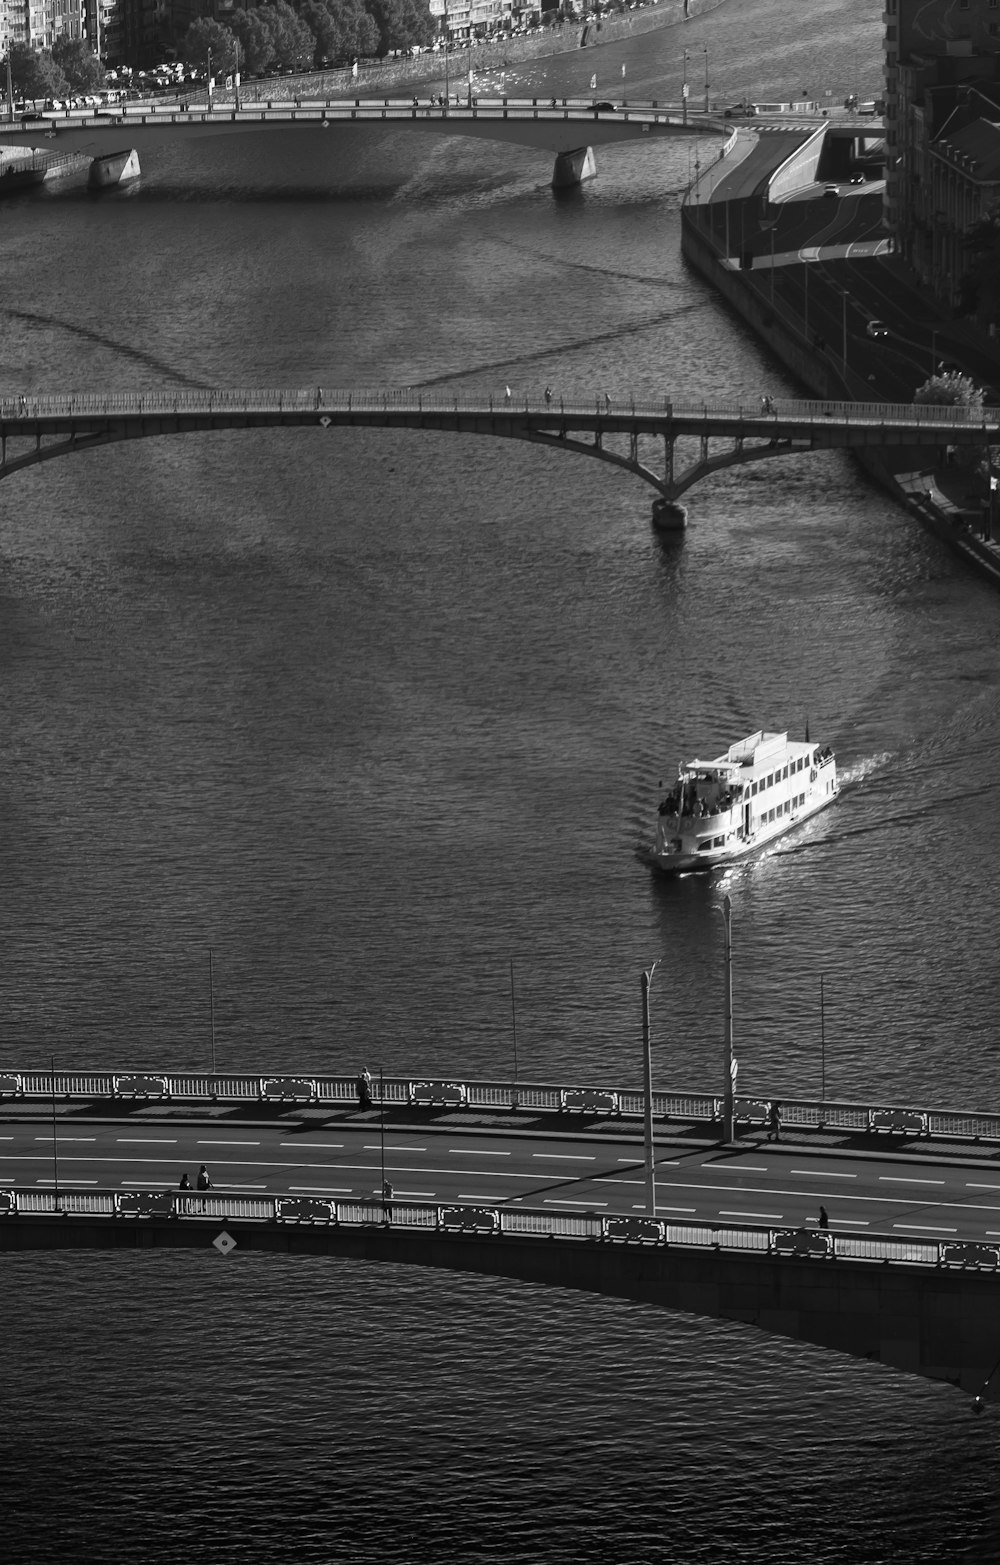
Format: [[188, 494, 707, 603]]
[[648, 787, 838, 876]]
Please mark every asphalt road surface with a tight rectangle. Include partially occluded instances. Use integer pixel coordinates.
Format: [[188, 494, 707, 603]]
[[4, 1115, 1000, 1241]]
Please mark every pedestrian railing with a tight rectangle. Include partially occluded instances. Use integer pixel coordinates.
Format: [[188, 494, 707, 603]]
[[2, 1067, 1000, 1148], [0, 389, 996, 431], [1, 1185, 990, 1272]]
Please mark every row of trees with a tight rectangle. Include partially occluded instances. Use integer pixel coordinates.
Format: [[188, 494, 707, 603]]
[[8, 38, 106, 105], [182, 0, 436, 78]]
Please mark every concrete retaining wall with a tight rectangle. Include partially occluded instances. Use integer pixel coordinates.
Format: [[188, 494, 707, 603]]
[[234, 0, 729, 105]]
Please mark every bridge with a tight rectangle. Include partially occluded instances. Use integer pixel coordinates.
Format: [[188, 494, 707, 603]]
[[3, 1066, 1000, 1401], [0, 96, 723, 187], [2, 389, 995, 522]]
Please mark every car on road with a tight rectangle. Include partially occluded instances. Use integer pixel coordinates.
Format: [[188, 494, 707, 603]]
[[592, 101, 617, 112], [866, 320, 889, 339], [723, 103, 755, 117], [822, 183, 839, 197], [849, 172, 866, 184], [936, 359, 962, 375]]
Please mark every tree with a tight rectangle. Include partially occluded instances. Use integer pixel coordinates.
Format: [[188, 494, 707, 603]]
[[8, 42, 67, 108], [181, 18, 239, 77], [228, 9, 275, 75], [51, 38, 105, 94], [262, 1, 317, 71], [365, 0, 435, 57], [914, 371, 984, 411], [297, 0, 378, 66], [914, 373, 987, 470]]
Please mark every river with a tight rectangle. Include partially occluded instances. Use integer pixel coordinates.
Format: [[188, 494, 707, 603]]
[[3, 0, 999, 1557]]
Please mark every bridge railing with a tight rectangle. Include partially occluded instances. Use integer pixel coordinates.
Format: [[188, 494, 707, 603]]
[[0, 389, 996, 431], [3, 1067, 1000, 1147], [3, 1186, 994, 1272]]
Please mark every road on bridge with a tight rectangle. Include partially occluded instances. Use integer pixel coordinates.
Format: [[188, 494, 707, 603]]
[[4, 1110, 1000, 1241]]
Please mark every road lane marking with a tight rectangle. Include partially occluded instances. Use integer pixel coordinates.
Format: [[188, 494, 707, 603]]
[[449, 1149, 510, 1156], [544, 1197, 607, 1207], [711, 1165, 768, 1173], [280, 1141, 344, 1150], [457, 1193, 508, 1201], [826, 1218, 869, 1226], [967, 1183, 1000, 1191], [879, 1176, 945, 1186], [289, 1185, 354, 1193], [37, 1178, 97, 1185], [790, 1169, 856, 1179], [721, 1209, 785, 1221], [34, 1135, 95, 1142], [533, 1153, 596, 1161], [891, 1223, 956, 1232], [116, 1138, 178, 1144], [618, 1157, 678, 1166], [363, 1144, 427, 1153], [395, 1190, 437, 1198], [196, 1140, 261, 1147], [645, 1205, 696, 1214]]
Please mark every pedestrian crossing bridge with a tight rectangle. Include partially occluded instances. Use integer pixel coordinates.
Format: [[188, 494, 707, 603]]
[[1, 388, 996, 520]]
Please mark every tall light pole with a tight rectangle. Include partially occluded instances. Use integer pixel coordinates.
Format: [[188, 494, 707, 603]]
[[841, 289, 848, 377], [509, 958, 519, 1110], [209, 946, 217, 1075], [444, 0, 449, 104], [703, 45, 709, 113], [641, 961, 659, 1216], [682, 49, 688, 125], [720, 896, 735, 1143], [820, 972, 826, 1102]]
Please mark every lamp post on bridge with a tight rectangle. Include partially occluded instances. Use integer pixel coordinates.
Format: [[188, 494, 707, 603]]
[[682, 49, 688, 126], [718, 895, 735, 1144], [841, 288, 849, 378], [703, 45, 709, 114], [641, 960, 659, 1216]]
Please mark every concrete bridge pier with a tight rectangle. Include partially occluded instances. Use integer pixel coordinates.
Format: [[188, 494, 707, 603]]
[[552, 146, 597, 189], [88, 149, 141, 189]]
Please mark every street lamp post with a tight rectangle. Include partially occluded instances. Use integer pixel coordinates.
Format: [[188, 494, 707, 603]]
[[509, 958, 519, 1110], [820, 972, 826, 1102], [641, 961, 658, 1216], [703, 45, 709, 114], [682, 49, 688, 126], [720, 896, 735, 1144], [207, 46, 213, 111], [841, 289, 848, 377]]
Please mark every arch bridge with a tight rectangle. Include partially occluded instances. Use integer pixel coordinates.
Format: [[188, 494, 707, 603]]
[[1, 388, 996, 521]]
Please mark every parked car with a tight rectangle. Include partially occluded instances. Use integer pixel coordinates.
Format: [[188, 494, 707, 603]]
[[866, 319, 889, 339]]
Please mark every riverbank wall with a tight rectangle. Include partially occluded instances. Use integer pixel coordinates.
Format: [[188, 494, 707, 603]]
[[236, 0, 729, 104], [680, 144, 1000, 589]]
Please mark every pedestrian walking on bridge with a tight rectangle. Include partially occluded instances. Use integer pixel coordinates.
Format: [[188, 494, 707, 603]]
[[197, 1165, 213, 1191]]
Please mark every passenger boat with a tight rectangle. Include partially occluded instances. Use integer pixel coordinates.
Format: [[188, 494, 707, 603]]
[[649, 729, 838, 874]]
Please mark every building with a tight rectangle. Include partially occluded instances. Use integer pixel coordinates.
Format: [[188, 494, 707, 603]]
[[886, 0, 1000, 309], [428, 0, 543, 44], [1, 0, 87, 51]]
